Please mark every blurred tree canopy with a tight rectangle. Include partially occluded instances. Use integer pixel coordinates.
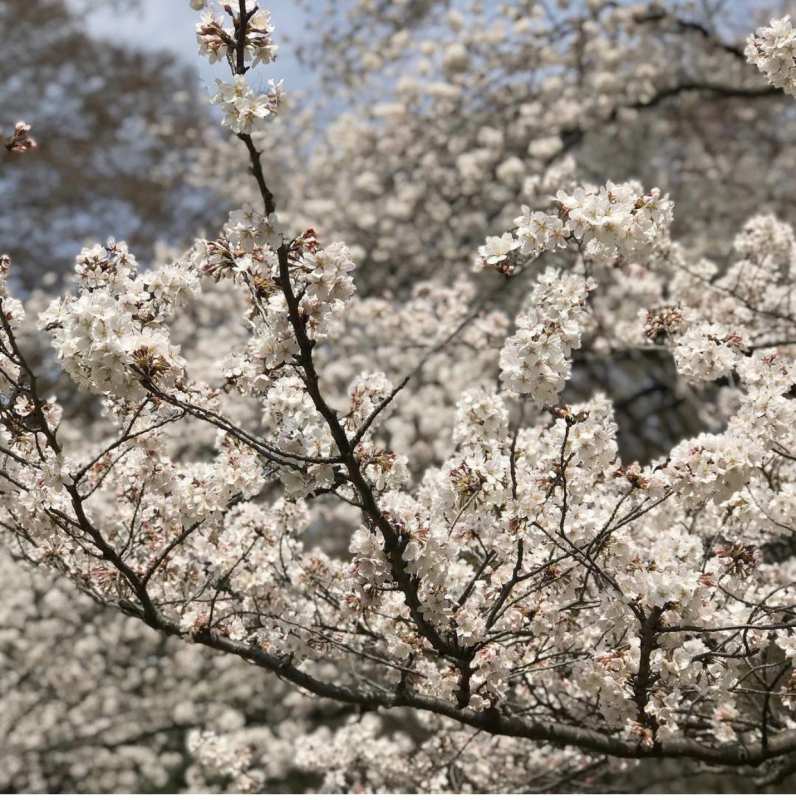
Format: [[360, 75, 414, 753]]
[[0, 0, 226, 290]]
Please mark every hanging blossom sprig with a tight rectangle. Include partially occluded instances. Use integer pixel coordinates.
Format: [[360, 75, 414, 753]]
[[194, 0, 284, 135], [746, 16, 796, 97], [476, 180, 673, 275]]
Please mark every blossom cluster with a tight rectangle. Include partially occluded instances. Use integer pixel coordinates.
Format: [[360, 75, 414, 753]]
[[187, 730, 262, 792], [199, 210, 355, 395], [3, 120, 36, 154], [746, 16, 796, 96], [499, 268, 596, 407], [196, 2, 278, 68], [41, 240, 198, 401], [0, 255, 25, 395], [211, 75, 284, 135], [477, 181, 673, 274], [194, 1, 284, 135], [673, 322, 747, 383]]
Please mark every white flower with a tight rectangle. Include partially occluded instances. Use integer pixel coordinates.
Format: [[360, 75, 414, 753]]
[[478, 232, 519, 267]]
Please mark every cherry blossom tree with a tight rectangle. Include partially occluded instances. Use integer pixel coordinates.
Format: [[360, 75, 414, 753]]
[[195, 0, 796, 464], [2, 0, 796, 792]]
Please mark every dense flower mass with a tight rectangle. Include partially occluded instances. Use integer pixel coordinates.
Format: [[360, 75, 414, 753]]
[[477, 181, 673, 274], [499, 268, 596, 407], [42, 239, 198, 401], [3, 0, 796, 794], [746, 16, 796, 95]]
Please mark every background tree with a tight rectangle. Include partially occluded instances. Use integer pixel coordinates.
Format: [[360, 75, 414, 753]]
[[0, 0, 227, 291]]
